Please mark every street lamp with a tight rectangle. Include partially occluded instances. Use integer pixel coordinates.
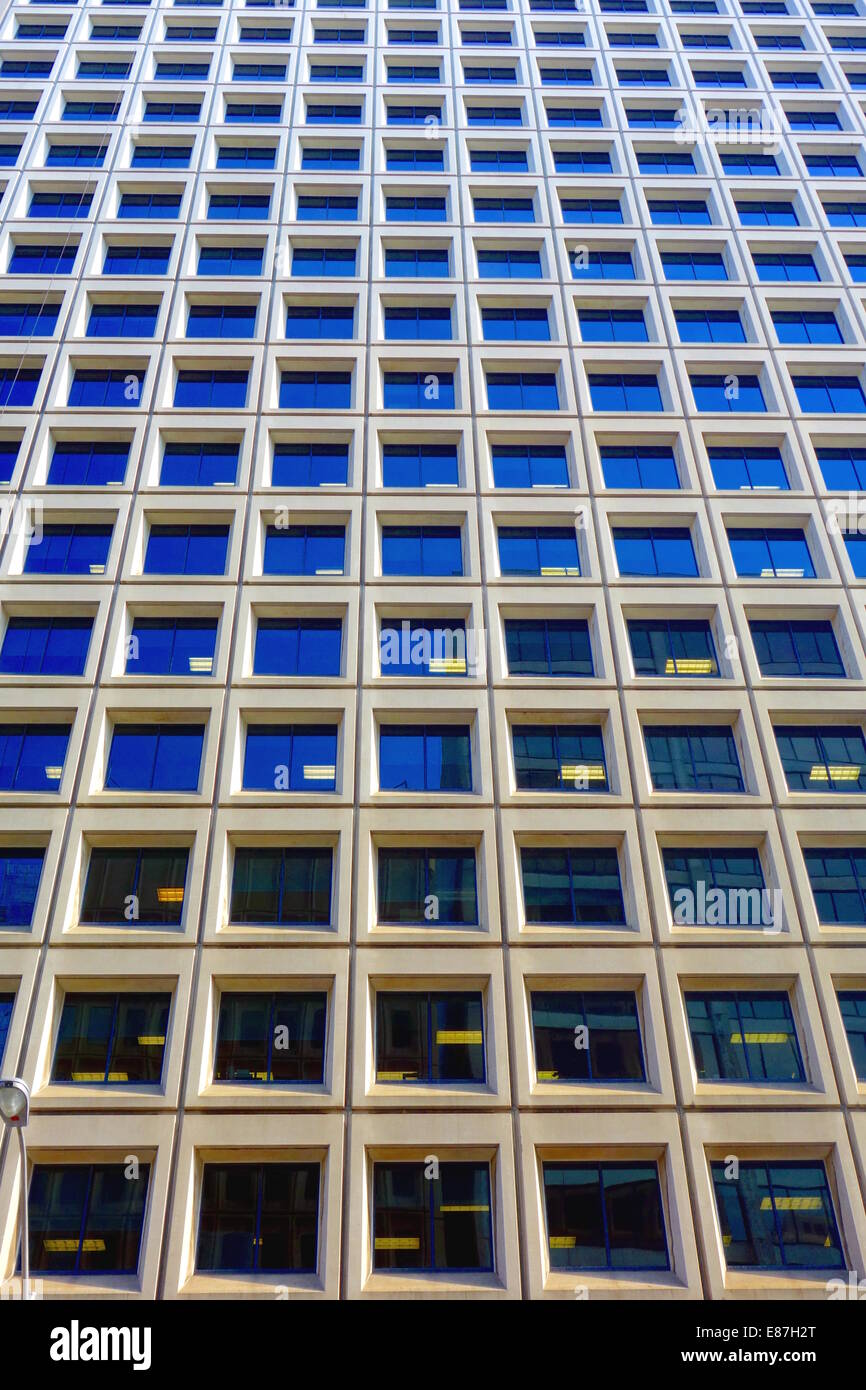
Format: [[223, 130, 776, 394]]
[[0, 1078, 31, 1301]]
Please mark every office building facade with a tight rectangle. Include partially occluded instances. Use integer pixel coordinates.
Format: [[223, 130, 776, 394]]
[[0, 0, 865, 1300]]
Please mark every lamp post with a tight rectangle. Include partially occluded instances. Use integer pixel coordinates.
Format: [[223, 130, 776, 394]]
[[0, 1079, 31, 1300]]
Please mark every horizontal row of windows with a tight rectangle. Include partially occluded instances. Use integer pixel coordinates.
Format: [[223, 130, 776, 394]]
[[4, 360, 866, 419], [2, 435, 864, 493], [2, 980, 864, 1092], [9, 515, 864, 581], [13, 1153, 852, 1278], [0, 610, 856, 687], [2, 716, 865, 794], [4, 836, 866, 933]]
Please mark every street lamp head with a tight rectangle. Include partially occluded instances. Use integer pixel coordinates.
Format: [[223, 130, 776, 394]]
[[0, 1078, 30, 1127]]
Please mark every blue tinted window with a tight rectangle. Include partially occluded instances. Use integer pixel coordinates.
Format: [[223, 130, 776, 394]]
[[29, 192, 92, 218], [0, 850, 44, 927], [296, 194, 358, 220], [675, 308, 745, 343], [207, 194, 270, 220], [600, 444, 679, 488], [588, 373, 662, 410], [131, 145, 192, 168], [815, 446, 866, 490], [561, 197, 623, 223], [104, 244, 171, 274], [174, 370, 248, 407], [127, 618, 218, 676], [482, 306, 550, 341], [578, 307, 648, 342], [647, 198, 710, 224], [144, 525, 229, 575], [382, 525, 463, 575], [105, 724, 205, 792], [0, 369, 41, 407], [243, 724, 338, 792], [9, 244, 77, 274], [753, 252, 818, 281], [486, 372, 559, 408], [772, 310, 842, 345], [272, 442, 349, 486], [478, 248, 542, 277], [69, 370, 143, 408], [690, 373, 766, 411], [572, 249, 634, 278], [708, 446, 788, 490], [381, 442, 458, 486], [379, 724, 472, 791], [279, 371, 352, 407], [736, 199, 798, 226], [46, 145, 107, 168], [663, 845, 766, 923], [0, 724, 71, 793], [263, 525, 346, 575], [254, 619, 342, 676], [291, 246, 356, 276], [385, 247, 449, 276], [661, 250, 727, 280], [187, 305, 257, 339], [613, 526, 698, 577], [491, 443, 569, 487], [24, 525, 112, 576], [384, 306, 452, 339], [727, 527, 815, 578], [383, 371, 454, 408], [197, 245, 263, 276], [711, 1161, 843, 1269], [792, 375, 866, 413], [284, 305, 354, 339], [379, 618, 470, 677], [118, 194, 181, 219], [0, 618, 92, 676], [160, 441, 238, 486], [498, 526, 580, 575], [88, 303, 159, 337], [48, 440, 129, 486]]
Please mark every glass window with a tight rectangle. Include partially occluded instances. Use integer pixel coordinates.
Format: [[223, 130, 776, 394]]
[[230, 846, 333, 925], [126, 617, 218, 676], [377, 846, 478, 923], [662, 845, 768, 926], [542, 1161, 669, 1270], [376, 992, 485, 1081], [381, 525, 463, 575], [816, 446, 866, 489], [52, 993, 171, 1084], [243, 724, 338, 792], [214, 992, 327, 1082], [272, 442, 349, 486], [382, 442, 458, 486], [196, 1163, 320, 1273], [160, 440, 239, 486], [80, 847, 188, 926], [599, 444, 679, 488], [644, 724, 745, 792], [144, 523, 229, 576], [383, 371, 454, 408], [0, 848, 45, 927], [372, 1161, 493, 1271], [727, 527, 815, 578], [486, 368, 557, 405], [491, 443, 569, 487], [614, 526, 698, 577], [174, 369, 248, 408], [498, 526, 580, 576], [0, 617, 92, 676], [105, 723, 204, 792], [0, 724, 70, 793], [379, 618, 470, 676], [28, 1164, 150, 1275], [254, 618, 342, 676], [792, 374, 866, 413], [685, 991, 804, 1081], [711, 1161, 844, 1269], [707, 445, 788, 490], [627, 618, 718, 676], [263, 525, 345, 576], [504, 618, 593, 676], [521, 845, 627, 924], [512, 723, 608, 791], [379, 724, 472, 791], [588, 372, 662, 410], [803, 847, 866, 924], [531, 990, 644, 1080], [774, 724, 866, 793], [749, 619, 844, 679], [690, 373, 766, 411], [838, 992, 866, 1079], [24, 524, 113, 576]]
